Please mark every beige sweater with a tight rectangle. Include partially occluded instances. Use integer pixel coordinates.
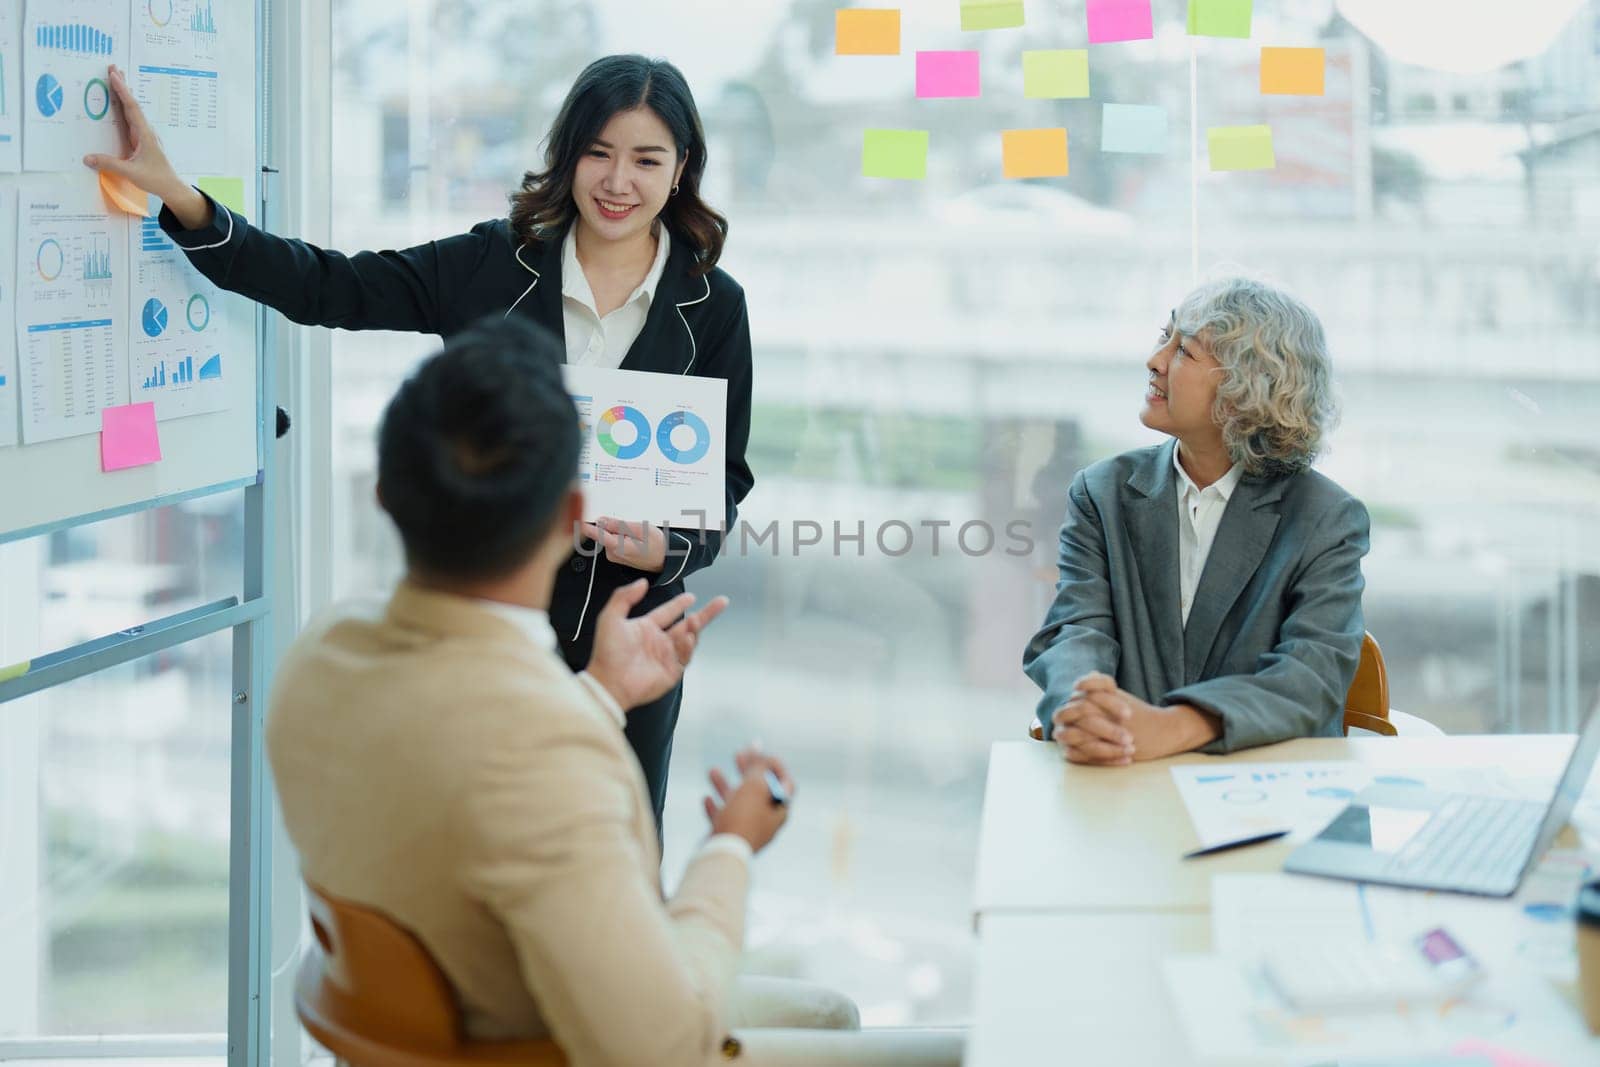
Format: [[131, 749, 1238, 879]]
[[267, 583, 748, 1066]]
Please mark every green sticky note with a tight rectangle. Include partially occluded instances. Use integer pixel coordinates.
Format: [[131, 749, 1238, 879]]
[[1023, 50, 1090, 99], [197, 177, 247, 216], [1188, 0, 1252, 38], [862, 129, 929, 180], [0, 660, 31, 684], [962, 0, 1025, 31], [1208, 125, 1275, 171]]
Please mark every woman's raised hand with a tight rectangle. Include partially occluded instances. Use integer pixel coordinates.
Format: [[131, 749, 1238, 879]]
[[81, 65, 212, 230]]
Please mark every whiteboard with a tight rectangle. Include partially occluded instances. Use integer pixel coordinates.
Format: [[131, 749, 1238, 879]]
[[0, 0, 259, 542]]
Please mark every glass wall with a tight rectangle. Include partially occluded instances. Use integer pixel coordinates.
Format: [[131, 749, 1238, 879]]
[[0, 496, 243, 1045], [325, 0, 1600, 1024]]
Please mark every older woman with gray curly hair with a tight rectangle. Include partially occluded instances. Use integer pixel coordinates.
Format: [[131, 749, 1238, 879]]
[[1023, 276, 1369, 764]]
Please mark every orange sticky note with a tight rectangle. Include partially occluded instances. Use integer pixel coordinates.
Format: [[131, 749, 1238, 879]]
[[836, 9, 901, 55], [1261, 47, 1325, 95], [1002, 128, 1068, 179], [99, 171, 147, 216], [101, 403, 163, 472]]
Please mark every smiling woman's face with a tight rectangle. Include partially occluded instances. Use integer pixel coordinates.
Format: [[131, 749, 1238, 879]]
[[1140, 313, 1226, 441], [570, 107, 684, 246]]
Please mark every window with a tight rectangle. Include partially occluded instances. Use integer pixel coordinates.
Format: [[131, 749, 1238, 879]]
[[0, 496, 244, 1048], [324, 0, 1600, 1028]]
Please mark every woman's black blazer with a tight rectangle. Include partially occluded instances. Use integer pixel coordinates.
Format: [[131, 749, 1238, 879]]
[[159, 193, 753, 662]]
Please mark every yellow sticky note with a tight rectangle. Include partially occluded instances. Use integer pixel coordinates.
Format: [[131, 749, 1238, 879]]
[[1023, 50, 1089, 99], [197, 177, 246, 216], [1208, 125, 1275, 171], [1002, 128, 1069, 179], [962, 0, 1025, 31], [836, 9, 901, 55], [0, 660, 30, 684], [862, 129, 929, 180], [1260, 47, 1325, 95]]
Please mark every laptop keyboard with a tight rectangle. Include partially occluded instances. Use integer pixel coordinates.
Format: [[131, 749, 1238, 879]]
[[1383, 796, 1545, 893]]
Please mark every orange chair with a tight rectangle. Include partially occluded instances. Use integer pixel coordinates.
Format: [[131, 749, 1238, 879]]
[[294, 882, 567, 1067], [1027, 631, 1398, 741]]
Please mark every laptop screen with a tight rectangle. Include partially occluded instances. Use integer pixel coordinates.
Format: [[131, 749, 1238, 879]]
[[1525, 695, 1600, 875]]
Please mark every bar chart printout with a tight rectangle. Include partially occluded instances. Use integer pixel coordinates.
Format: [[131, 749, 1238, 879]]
[[128, 191, 229, 421], [17, 180, 130, 444], [132, 0, 225, 172], [22, 0, 131, 170]]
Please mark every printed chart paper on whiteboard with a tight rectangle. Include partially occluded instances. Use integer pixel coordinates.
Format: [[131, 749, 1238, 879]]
[[129, 191, 227, 420], [0, 182, 16, 446], [131, 0, 226, 174], [22, 0, 131, 172], [16, 175, 129, 443], [0, 0, 21, 172], [563, 365, 725, 529]]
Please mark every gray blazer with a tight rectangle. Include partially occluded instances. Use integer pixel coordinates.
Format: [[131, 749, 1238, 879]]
[[1023, 440, 1370, 753]]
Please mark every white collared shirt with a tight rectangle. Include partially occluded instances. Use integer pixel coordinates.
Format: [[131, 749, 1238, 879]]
[[560, 225, 671, 369], [473, 599, 626, 729], [1174, 446, 1245, 627]]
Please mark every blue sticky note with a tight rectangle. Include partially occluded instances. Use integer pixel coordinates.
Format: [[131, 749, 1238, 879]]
[[1101, 103, 1168, 154]]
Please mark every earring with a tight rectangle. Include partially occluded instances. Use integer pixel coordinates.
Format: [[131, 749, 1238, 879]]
[[671, 184, 680, 197]]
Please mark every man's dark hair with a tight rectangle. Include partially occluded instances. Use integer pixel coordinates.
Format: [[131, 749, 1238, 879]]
[[377, 316, 579, 581]]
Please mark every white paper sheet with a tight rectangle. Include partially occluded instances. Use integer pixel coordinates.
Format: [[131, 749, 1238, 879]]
[[563, 364, 726, 531], [0, 181, 16, 447], [127, 191, 226, 420], [130, 0, 225, 174], [16, 176, 128, 442], [22, 0, 130, 172], [1171, 761, 1506, 847], [0, 0, 21, 172]]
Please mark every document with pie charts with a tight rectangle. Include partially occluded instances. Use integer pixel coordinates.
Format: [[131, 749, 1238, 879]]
[[128, 190, 227, 421], [562, 365, 726, 530], [22, 0, 130, 172]]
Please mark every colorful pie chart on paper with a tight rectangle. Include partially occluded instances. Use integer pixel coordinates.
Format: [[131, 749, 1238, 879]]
[[656, 410, 711, 465], [597, 405, 651, 461], [141, 298, 169, 337]]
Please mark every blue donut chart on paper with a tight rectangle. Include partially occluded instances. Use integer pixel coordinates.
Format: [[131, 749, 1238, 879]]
[[655, 410, 711, 465]]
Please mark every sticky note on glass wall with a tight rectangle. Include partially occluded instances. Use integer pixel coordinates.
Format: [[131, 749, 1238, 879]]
[[1002, 128, 1069, 179], [1207, 125, 1274, 171], [962, 0, 1025, 31], [1260, 47, 1325, 95], [862, 129, 929, 179], [836, 9, 901, 55], [1187, 0, 1252, 38], [101, 402, 164, 472], [1023, 50, 1089, 99], [917, 51, 981, 98], [197, 176, 246, 216], [1101, 104, 1168, 154], [1087, 0, 1153, 44]]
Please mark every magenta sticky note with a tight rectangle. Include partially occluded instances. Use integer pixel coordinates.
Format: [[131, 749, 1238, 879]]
[[1449, 1041, 1556, 1067], [101, 403, 163, 472], [1087, 0, 1154, 44], [916, 51, 981, 98]]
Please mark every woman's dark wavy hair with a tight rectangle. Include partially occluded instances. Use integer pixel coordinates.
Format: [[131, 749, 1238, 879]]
[[509, 55, 727, 277]]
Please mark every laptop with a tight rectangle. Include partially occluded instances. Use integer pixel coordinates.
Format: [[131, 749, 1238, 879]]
[[1284, 699, 1600, 897]]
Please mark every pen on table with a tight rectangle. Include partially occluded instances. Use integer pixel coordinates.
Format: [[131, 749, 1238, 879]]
[[764, 769, 789, 807], [1181, 829, 1290, 860]]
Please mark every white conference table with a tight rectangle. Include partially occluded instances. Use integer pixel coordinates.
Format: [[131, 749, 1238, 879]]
[[966, 736, 1599, 1066]]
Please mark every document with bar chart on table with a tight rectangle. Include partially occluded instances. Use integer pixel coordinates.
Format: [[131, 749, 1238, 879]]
[[22, 0, 131, 172], [16, 178, 129, 443], [129, 192, 227, 421], [562, 365, 726, 528], [0, 0, 21, 172], [132, 0, 225, 174]]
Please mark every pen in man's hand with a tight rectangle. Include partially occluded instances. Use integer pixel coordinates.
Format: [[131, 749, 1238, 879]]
[[764, 769, 788, 807]]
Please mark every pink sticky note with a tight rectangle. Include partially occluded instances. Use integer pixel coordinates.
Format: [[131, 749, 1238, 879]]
[[916, 51, 980, 98], [1449, 1041, 1557, 1067], [1088, 0, 1154, 43], [101, 403, 163, 472]]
